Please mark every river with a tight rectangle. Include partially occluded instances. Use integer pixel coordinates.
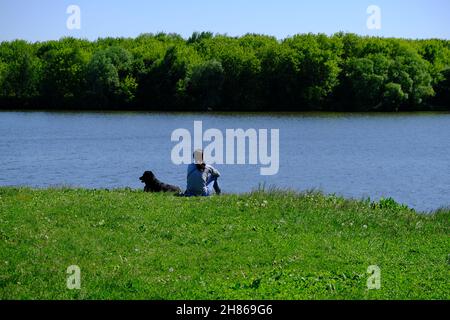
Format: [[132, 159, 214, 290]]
[[1, 111, 449, 212]]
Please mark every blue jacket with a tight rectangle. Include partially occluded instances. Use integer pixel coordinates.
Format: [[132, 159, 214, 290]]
[[185, 163, 220, 196]]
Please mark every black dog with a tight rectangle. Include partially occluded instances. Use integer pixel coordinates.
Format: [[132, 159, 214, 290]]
[[139, 171, 181, 193]]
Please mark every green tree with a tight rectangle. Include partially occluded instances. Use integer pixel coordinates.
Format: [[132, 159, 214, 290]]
[[383, 82, 407, 110], [434, 68, 450, 107], [337, 55, 390, 110], [0, 61, 6, 91], [195, 35, 263, 110], [261, 34, 342, 110], [184, 59, 224, 110], [388, 46, 434, 108], [187, 31, 214, 45], [0, 40, 41, 103], [86, 46, 136, 108], [39, 40, 90, 107], [137, 45, 200, 110]]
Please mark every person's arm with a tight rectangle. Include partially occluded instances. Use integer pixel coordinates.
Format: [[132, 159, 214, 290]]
[[206, 164, 220, 177]]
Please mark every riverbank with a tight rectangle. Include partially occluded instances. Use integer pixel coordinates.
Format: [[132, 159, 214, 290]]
[[0, 188, 449, 299]]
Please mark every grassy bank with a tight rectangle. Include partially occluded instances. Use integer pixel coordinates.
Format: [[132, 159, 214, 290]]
[[0, 187, 448, 300]]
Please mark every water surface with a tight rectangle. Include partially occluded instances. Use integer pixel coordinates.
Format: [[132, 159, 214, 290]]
[[1, 111, 449, 212]]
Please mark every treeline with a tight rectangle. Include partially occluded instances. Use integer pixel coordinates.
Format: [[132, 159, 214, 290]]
[[0, 32, 449, 112]]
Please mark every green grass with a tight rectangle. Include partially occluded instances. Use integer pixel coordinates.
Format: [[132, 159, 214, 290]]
[[0, 187, 448, 300]]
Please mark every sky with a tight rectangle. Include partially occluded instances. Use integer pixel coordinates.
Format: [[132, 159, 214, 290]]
[[0, 0, 449, 42]]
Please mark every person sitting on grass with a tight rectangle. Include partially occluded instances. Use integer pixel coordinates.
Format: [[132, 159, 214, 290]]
[[184, 149, 221, 197]]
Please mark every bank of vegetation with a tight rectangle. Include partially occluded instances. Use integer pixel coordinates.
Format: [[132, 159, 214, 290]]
[[0, 32, 449, 111], [0, 188, 449, 299]]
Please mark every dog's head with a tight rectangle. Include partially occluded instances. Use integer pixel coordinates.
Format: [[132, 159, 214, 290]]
[[139, 171, 156, 184]]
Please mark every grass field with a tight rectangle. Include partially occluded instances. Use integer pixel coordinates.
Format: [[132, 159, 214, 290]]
[[0, 187, 449, 300]]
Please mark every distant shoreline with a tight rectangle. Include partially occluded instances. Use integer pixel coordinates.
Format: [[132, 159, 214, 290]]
[[1, 107, 450, 114], [1, 33, 449, 112]]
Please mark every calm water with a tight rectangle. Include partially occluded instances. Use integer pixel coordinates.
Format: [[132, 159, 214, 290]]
[[1, 111, 449, 212]]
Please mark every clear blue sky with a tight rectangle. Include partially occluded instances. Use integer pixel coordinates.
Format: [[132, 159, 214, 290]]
[[1, 0, 449, 42]]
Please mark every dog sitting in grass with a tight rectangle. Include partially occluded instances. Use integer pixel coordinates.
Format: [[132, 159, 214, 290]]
[[139, 171, 181, 193]]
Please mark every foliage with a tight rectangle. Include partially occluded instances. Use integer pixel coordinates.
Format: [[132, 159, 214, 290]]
[[434, 68, 450, 107], [0, 40, 41, 105], [38, 39, 91, 107], [0, 33, 449, 111], [184, 59, 224, 110], [85, 46, 135, 107], [371, 197, 411, 211]]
